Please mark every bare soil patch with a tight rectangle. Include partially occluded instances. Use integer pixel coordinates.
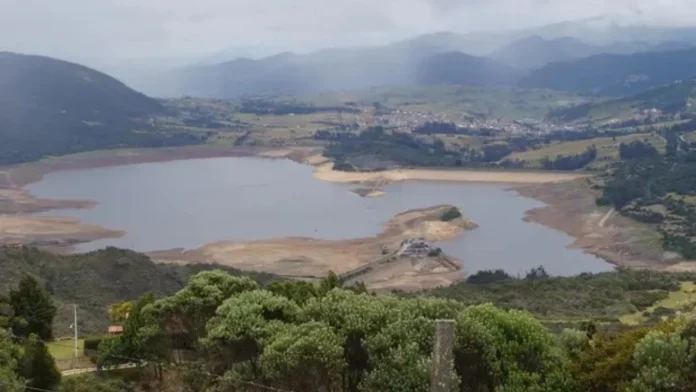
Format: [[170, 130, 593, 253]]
[[0, 215, 123, 247]]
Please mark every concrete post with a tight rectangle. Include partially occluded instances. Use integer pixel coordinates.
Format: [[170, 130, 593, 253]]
[[431, 319, 455, 392]]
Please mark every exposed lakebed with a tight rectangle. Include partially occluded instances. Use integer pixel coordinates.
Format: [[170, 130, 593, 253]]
[[27, 156, 613, 276]]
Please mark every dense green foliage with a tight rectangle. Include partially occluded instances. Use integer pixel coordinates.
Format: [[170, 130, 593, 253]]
[[322, 126, 466, 169], [620, 140, 660, 160], [9, 275, 57, 340], [0, 275, 61, 391], [440, 207, 463, 222], [19, 336, 61, 390], [0, 246, 276, 336], [0, 329, 24, 392], [597, 155, 696, 258], [547, 80, 696, 123], [100, 270, 574, 392], [0, 52, 204, 165], [321, 126, 522, 170], [84, 270, 696, 392], [540, 145, 597, 170], [430, 268, 696, 322]]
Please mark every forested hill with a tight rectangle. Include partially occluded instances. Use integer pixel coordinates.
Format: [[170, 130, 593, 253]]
[[547, 79, 696, 122], [0, 246, 276, 336], [519, 47, 696, 96], [0, 52, 198, 165]]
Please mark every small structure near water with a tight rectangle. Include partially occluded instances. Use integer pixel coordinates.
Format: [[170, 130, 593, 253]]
[[399, 237, 441, 257]]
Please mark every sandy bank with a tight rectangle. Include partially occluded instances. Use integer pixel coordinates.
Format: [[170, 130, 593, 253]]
[[312, 162, 590, 185], [0, 215, 123, 247], [516, 180, 671, 270], [150, 205, 477, 290]]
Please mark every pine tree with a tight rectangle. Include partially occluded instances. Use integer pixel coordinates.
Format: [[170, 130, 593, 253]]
[[19, 336, 61, 390], [9, 275, 57, 340]]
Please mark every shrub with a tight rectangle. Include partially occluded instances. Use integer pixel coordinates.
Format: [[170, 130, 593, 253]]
[[440, 207, 462, 222]]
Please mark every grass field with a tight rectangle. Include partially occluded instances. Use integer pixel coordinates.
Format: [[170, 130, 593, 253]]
[[48, 339, 84, 359], [308, 85, 587, 121], [620, 282, 696, 325], [508, 133, 666, 168]]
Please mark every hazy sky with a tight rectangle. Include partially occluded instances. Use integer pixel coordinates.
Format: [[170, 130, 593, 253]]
[[1, 0, 695, 62]]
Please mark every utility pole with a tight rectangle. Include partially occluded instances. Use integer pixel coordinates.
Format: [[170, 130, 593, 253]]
[[73, 304, 79, 358], [431, 319, 455, 392]]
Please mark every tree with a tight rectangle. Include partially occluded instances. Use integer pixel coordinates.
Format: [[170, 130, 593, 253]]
[[98, 293, 156, 368], [143, 271, 260, 356], [108, 300, 133, 323], [318, 271, 342, 295], [19, 335, 61, 390], [0, 329, 23, 392], [630, 330, 691, 392], [203, 290, 301, 375], [259, 322, 345, 391], [9, 274, 57, 340], [0, 294, 13, 329], [267, 281, 318, 305], [453, 304, 570, 392]]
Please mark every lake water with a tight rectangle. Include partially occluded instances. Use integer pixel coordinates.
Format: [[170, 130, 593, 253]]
[[27, 157, 613, 276]]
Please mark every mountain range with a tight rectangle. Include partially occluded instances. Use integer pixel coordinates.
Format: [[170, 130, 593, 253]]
[[489, 35, 693, 70], [131, 30, 696, 99], [519, 47, 696, 96]]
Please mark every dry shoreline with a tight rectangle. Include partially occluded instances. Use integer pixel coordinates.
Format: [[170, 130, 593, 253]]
[[150, 205, 477, 291], [516, 180, 681, 271], [312, 161, 590, 184]]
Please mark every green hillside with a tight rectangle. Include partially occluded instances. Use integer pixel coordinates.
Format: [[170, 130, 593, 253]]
[[548, 79, 696, 122], [519, 48, 696, 96], [0, 52, 201, 165], [0, 246, 276, 337]]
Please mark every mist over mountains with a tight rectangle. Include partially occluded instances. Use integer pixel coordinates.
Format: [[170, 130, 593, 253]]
[[6, 15, 696, 104], [110, 17, 696, 99]]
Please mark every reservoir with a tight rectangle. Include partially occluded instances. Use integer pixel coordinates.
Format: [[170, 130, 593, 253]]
[[27, 157, 613, 276]]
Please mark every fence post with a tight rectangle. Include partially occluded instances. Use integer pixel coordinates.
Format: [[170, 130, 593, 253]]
[[431, 319, 455, 392]]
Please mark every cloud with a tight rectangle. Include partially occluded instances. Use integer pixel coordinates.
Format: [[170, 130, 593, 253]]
[[0, 0, 695, 62]]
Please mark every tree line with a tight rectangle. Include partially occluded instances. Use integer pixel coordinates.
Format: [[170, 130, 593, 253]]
[[87, 269, 696, 392], [541, 145, 597, 170]]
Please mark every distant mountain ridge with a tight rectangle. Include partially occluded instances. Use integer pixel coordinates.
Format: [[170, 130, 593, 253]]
[[519, 48, 696, 96], [416, 52, 521, 86], [160, 36, 523, 98], [489, 35, 694, 69], [138, 27, 696, 99]]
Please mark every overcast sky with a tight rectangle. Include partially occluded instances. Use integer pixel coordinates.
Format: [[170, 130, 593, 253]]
[[1, 0, 695, 62]]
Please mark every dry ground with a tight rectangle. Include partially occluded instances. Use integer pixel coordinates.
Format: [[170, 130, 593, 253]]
[[149, 205, 477, 291], [517, 179, 670, 269]]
